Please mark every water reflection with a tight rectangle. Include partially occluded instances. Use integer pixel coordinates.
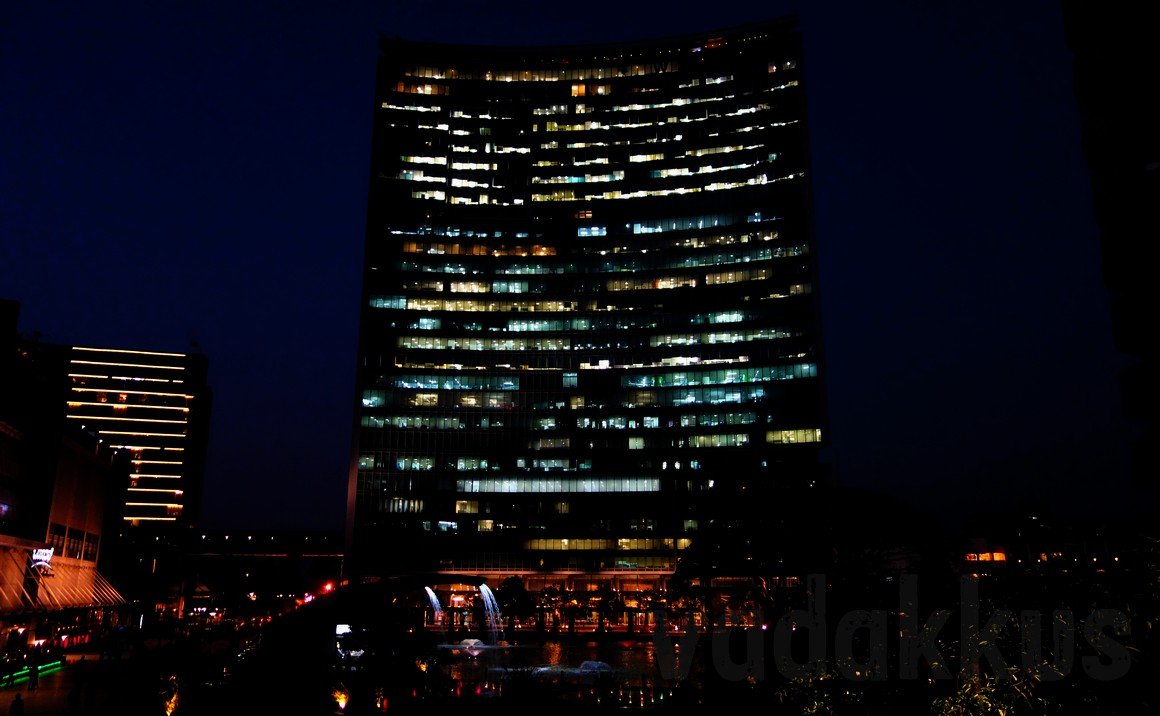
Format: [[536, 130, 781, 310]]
[[334, 637, 689, 713]]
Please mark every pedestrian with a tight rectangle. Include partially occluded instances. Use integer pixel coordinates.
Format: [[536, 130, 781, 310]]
[[8, 693, 23, 716], [25, 664, 36, 692]]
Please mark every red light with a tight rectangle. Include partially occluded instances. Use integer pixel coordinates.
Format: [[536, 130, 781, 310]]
[[323, 582, 335, 593]]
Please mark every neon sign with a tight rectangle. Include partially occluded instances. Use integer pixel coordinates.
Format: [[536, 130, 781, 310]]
[[31, 547, 54, 576]]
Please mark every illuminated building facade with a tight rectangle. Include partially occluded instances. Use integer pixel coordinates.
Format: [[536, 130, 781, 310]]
[[1, 300, 125, 619], [64, 347, 210, 528], [348, 18, 826, 588]]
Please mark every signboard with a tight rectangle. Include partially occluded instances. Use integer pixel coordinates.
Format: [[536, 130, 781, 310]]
[[31, 547, 54, 576]]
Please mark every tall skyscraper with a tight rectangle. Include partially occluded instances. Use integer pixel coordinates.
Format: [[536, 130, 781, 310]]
[[1063, 1, 1159, 489], [348, 18, 826, 589], [64, 346, 211, 529]]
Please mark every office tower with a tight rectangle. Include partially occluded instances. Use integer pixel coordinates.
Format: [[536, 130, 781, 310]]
[[348, 18, 826, 588], [1063, 1, 1159, 487], [64, 346, 211, 529]]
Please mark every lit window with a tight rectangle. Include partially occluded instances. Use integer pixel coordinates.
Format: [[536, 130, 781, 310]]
[[766, 428, 822, 444]]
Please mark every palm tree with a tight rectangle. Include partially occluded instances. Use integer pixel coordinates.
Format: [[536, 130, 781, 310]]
[[496, 576, 535, 633]]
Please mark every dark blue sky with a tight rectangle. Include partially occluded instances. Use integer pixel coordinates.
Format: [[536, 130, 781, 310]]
[[0, 1, 1132, 530]]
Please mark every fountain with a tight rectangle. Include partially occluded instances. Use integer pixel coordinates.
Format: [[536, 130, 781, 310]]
[[478, 583, 504, 644], [432, 583, 517, 657], [424, 586, 445, 629]]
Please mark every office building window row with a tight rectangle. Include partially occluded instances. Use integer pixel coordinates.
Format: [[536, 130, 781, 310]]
[[523, 538, 690, 551], [46, 522, 101, 562], [361, 415, 467, 430], [455, 477, 660, 493], [649, 328, 798, 346], [392, 374, 519, 391], [403, 63, 681, 82], [386, 498, 424, 513], [686, 432, 750, 448], [398, 244, 798, 278], [766, 428, 823, 444], [623, 363, 817, 388], [395, 328, 798, 352]]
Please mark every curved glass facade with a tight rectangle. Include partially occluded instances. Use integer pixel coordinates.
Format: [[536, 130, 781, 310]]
[[348, 18, 826, 585]]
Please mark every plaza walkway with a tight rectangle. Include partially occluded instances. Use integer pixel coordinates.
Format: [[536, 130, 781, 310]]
[[1, 653, 161, 715]]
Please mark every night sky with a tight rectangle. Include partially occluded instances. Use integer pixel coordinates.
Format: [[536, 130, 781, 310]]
[[0, 1, 1133, 531]]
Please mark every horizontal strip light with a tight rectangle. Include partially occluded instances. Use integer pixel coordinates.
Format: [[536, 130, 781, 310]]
[[97, 430, 186, 438], [71, 360, 183, 371], [8, 660, 65, 685], [73, 346, 187, 358], [68, 401, 190, 411], [67, 415, 187, 424], [69, 373, 182, 383], [72, 388, 194, 398], [108, 445, 185, 451]]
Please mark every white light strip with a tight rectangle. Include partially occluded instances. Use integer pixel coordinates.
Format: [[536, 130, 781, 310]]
[[73, 346, 186, 358], [128, 488, 184, 493], [67, 414, 187, 425], [123, 516, 177, 521], [69, 373, 181, 383], [132, 474, 182, 479], [72, 360, 183, 371], [108, 445, 184, 451], [72, 388, 193, 398], [125, 502, 183, 507], [97, 431, 186, 438], [67, 401, 189, 411]]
